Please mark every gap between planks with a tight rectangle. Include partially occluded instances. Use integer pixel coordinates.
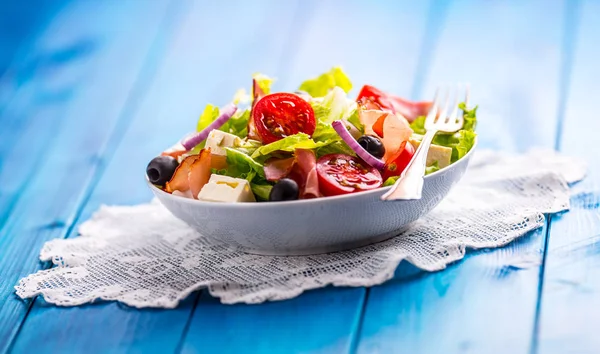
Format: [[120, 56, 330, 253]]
[[530, 1, 583, 354]]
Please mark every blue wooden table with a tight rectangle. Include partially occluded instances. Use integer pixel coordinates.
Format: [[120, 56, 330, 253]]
[[1, 1, 599, 353]]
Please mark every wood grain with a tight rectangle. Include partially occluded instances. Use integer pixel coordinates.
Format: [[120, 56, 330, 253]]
[[537, 1, 600, 353], [9, 1, 305, 352], [2, 1, 596, 353], [0, 0, 175, 351], [357, 1, 566, 353]]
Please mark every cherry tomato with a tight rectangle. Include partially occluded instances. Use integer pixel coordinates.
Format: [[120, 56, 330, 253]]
[[382, 141, 415, 181], [252, 93, 316, 144], [316, 154, 383, 196], [371, 112, 387, 138]]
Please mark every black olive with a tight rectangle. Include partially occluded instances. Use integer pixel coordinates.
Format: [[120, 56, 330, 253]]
[[269, 178, 300, 201], [146, 156, 179, 186], [357, 135, 385, 159]]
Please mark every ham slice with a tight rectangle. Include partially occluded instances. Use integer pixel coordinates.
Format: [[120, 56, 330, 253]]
[[386, 97, 431, 123], [381, 112, 413, 161], [165, 154, 200, 193], [262, 149, 321, 199], [188, 149, 212, 199], [357, 85, 431, 123], [359, 109, 413, 161], [359, 109, 387, 137], [290, 149, 321, 199], [165, 149, 212, 198], [264, 157, 295, 181]]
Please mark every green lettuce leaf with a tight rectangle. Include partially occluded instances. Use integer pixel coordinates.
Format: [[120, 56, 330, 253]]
[[195, 104, 251, 139], [383, 176, 398, 187], [311, 121, 340, 142], [196, 104, 220, 132], [382, 161, 439, 187], [460, 102, 477, 131], [425, 161, 440, 175], [346, 108, 364, 134], [234, 139, 262, 156], [315, 140, 355, 157], [409, 115, 426, 135], [445, 130, 476, 162], [250, 133, 342, 160], [252, 73, 275, 96], [307, 87, 358, 155], [298, 67, 352, 97], [311, 87, 354, 124], [220, 108, 250, 138], [251, 134, 310, 158], [409, 101, 478, 162], [212, 159, 273, 201], [225, 148, 265, 179], [251, 183, 273, 201]]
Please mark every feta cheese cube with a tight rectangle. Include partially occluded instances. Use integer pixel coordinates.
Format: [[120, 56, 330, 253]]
[[205, 130, 242, 156], [409, 136, 452, 168], [197, 175, 256, 203]]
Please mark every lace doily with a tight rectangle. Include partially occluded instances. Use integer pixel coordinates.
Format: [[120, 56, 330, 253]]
[[15, 149, 587, 307]]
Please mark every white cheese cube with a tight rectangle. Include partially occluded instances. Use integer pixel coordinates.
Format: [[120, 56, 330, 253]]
[[409, 136, 452, 168], [197, 175, 256, 203], [205, 130, 242, 156]]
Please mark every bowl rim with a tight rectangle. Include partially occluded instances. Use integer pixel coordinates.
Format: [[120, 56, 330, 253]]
[[147, 137, 478, 208]]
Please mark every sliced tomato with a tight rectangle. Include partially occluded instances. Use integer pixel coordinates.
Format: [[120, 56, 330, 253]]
[[316, 154, 382, 196], [358, 109, 387, 137], [371, 113, 387, 138], [252, 93, 316, 144], [359, 109, 412, 162], [382, 141, 415, 181], [357, 85, 431, 122]]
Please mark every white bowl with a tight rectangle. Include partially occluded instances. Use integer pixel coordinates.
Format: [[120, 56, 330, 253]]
[[148, 141, 476, 255]]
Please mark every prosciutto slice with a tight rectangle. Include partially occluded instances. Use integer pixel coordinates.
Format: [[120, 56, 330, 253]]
[[385, 97, 431, 123], [359, 109, 413, 161], [264, 157, 295, 181], [289, 149, 321, 199], [262, 149, 321, 199], [165, 154, 200, 193], [356, 84, 431, 122]]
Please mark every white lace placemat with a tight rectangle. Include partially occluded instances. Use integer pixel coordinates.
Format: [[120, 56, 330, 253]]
[[15, 149, 587, 307]]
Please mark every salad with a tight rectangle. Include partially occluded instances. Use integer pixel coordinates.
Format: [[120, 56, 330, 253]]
[[146, 67, 477, 203]]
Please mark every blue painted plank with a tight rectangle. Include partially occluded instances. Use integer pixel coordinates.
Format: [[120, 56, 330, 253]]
[[184, 289, 365, 354], [0, 0, 175, 351], [537, 1, 600, 353], [9, 1, 303, 352], [181, 1, 433, 353], [357, 1, 566, 353], [0, 0, 66, 77], [0, 0, 76, 221]]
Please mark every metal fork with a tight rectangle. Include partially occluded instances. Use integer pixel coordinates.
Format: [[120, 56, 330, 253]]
[[381, 84, 469, 201]]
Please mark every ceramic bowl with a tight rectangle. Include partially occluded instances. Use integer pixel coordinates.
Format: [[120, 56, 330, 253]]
[[148, 141, 476, 255]]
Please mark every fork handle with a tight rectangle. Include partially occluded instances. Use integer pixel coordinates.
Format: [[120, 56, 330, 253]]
[[381, 129, 438, 200]]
